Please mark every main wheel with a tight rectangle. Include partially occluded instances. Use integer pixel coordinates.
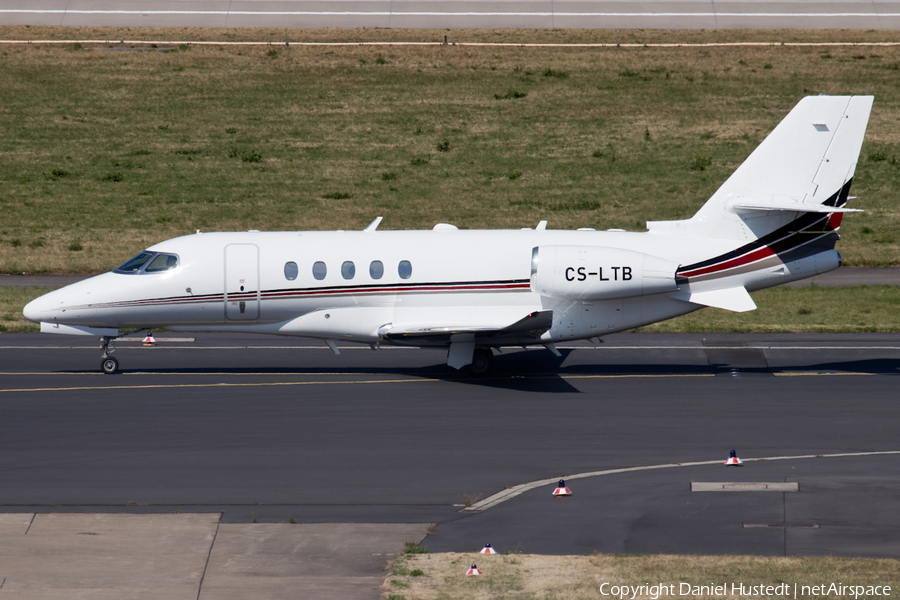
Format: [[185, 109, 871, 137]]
[[469, 349, 494, 376], [101, 356, 119, 375]]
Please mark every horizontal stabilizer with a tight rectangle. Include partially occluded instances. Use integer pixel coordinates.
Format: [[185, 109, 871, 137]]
[[380, 310, 552, 346], [675, 287, 757, 313], [730, 199, 862, 214]]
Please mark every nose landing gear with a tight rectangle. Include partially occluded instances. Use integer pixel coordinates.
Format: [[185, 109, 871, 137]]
[[100, 336, 119, 374]]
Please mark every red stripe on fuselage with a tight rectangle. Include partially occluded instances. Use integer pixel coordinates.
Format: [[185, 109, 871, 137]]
[[81, 281, 531, 311], [678, 244, 776, 278]]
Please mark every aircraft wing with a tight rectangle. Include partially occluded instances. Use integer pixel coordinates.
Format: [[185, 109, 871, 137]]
[[379, 310, 553, 347]]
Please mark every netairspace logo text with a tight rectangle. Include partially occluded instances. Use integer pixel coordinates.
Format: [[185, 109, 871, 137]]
[[598, 582, 892, 599]]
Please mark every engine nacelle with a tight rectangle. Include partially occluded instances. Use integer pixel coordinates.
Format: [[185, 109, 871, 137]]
[[530, 245, 682, 301]]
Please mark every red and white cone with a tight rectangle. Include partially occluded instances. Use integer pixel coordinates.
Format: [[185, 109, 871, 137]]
[[725, 449, 743, 466], [142, 333, 156, 346], [552, 479, 572, 497], [479, 543, 497, 554], [466, 564, 482, 575]]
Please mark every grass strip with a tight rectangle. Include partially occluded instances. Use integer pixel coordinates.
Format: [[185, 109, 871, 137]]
[[1, 28, 899, 273], [385, 552, 900, 600], [0, 287, 53, 332], [635, 285, 900, 333], [5, 26, 900, 45], [3, 285, 900, 333]]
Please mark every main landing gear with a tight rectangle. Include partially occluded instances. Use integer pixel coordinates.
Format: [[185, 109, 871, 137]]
[[100, 336, 119, 374], [469, 348, 495, 376]]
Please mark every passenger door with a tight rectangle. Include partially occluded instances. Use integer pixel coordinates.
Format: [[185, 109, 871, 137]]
[[224, 244, 259, 320]]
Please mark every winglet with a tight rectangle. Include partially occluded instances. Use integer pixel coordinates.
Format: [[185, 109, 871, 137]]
[[364, 216, 383, 232], [676, 287, 757, 313]]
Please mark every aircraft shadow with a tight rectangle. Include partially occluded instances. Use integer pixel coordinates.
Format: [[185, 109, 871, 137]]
[[58, 356, 898, 394]]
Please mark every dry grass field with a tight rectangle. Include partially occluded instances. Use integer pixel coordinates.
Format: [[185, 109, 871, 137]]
[[385, 552, 900, 600], [1, 27, 900, 274]]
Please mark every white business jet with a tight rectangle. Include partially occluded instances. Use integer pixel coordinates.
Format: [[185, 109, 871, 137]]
[[24, 95, 872, 375]]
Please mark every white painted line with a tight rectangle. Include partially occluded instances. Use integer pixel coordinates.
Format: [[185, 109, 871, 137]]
[[3, 344, 900, 351], [2, 9, 899, 17], [7, 39, 900, 49], [463, 450, 900, 512], [0, 345, 421, 350], [560, 346, 900, 350], [116, 338, 196, 343], [743, 522, 818, 528], [691, 481, 798, 492]]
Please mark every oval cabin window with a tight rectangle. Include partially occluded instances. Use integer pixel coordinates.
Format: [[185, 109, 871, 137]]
[[398, 260, 412, 280], [312, 261, 327, 280], [284, 261, 298, 281]]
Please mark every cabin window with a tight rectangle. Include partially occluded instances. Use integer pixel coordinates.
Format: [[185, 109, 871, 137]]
[[341, 261, 356, 280], [114, 252, 154, 274], [145, 253, 179, 272], [398, 260, 412, 279], [369, 260, 384, 280], [312, 261, 327, 280], [284, 261, 298, 281]]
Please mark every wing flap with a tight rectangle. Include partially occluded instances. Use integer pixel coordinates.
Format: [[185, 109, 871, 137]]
[[380, 310, 552, 346]]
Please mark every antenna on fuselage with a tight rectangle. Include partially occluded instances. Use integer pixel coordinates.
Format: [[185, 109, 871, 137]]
[[364, 216, 383, 232]]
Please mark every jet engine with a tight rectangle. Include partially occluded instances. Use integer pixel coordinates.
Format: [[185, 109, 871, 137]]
[[530, 245, 682, 301]]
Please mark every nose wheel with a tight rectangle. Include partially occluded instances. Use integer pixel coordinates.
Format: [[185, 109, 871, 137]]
[[101, 356, 119, 374], [100, 336, 119, 374]]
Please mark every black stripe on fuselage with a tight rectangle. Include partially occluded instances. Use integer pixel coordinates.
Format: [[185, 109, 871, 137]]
[[80, 278, 532, 310], [677, 179, 851, 275]]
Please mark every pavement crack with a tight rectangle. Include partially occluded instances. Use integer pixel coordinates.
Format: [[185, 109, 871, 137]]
[[24, 513, 35, 535], [196, 516, 221, 600]]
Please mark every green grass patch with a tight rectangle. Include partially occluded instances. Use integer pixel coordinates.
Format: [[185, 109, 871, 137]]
[[636, 285, 900, 333], [0, 287, 54, 332], [1, 29, 900, 273], [403, 542, 430, 554]]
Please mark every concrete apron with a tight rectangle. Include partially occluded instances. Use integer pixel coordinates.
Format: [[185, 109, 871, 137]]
[[0, 513, 428, 600]]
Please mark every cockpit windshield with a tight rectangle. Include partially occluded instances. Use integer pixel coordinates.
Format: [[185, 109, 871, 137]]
[[145, 253, 179, 272], [113, 251, 179, 274]]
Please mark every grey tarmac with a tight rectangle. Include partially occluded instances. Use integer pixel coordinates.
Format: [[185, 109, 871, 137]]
[[1, 331, 899, 558], [0, 513, 429, 599]]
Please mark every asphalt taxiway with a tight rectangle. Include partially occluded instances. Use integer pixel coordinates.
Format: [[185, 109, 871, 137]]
[[1, 331, 898, 556]]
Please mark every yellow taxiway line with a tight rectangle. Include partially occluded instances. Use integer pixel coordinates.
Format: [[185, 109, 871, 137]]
[[0, 370, 878, 393]]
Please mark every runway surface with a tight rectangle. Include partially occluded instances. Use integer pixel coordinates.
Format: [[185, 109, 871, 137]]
[[5, 0, 900, 30], [1, 331, 898, 555]]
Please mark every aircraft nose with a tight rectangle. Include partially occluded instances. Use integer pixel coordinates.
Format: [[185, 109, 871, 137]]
[[22, 296, 44, 323]]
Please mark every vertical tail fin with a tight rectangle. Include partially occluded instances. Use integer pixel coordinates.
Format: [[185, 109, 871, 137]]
[[648, 95, 873, 241]]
